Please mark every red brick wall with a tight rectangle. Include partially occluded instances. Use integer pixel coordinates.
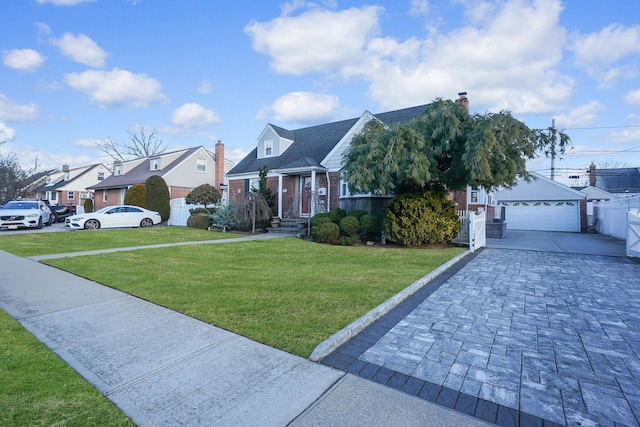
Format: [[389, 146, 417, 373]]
[[328, 172, 340, 211], [170, 186, 192, 199]]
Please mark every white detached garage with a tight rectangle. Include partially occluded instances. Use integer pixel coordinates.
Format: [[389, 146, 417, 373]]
[[493, 172, 586, 232]]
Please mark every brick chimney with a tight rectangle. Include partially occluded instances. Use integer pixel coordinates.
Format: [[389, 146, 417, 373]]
[[589, 161, 596, 187], [455, 91, 469, 111], [214, 141, 225, 188], [62, 164, 70, 172]]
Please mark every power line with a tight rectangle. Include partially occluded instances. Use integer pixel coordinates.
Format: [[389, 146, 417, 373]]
[[564, 125, 640, 130]]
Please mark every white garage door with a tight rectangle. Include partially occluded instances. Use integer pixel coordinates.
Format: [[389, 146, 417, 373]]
[[499, 200, 580, 232]]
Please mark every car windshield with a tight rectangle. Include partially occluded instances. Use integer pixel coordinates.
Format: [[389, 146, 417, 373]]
[[95, 207, 114, 214], [2, 201, 39, 209]]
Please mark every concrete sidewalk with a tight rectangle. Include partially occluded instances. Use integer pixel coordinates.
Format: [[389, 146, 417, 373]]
[[0, 244, 489, 426]]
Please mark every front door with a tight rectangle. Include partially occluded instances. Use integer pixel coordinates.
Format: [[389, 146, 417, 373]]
[[301, 176, 311, 216]]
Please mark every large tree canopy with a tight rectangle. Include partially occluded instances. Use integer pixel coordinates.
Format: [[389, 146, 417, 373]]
[[343, 99, 570, 194]]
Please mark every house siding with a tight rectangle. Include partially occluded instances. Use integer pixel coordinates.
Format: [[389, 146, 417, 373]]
[[322, 113, 373, 171]]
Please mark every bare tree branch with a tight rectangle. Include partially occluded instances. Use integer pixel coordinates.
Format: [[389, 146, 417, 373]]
[[98, 125, 166, 162]]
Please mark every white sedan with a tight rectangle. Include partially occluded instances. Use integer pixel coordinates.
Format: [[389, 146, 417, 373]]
[[66, 205, 162, 230]]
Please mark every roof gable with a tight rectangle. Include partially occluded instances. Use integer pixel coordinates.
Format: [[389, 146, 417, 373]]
[[228, 103, 429, 176], [494, 172, 586, 201]]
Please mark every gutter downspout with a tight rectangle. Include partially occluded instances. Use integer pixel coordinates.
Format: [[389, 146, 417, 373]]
[[325, 171, 331, 211]]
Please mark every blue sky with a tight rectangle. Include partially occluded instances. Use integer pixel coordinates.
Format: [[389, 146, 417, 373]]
[[1, 0, 639, 176]]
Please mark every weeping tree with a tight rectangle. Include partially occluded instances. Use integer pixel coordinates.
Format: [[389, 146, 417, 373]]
[[237, 192, 271, 233], [342, 98, 571, 245], [343, 98, 571, 195]]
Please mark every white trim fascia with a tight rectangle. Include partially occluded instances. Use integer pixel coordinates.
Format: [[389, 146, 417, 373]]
[[320, 110, 377, 166]]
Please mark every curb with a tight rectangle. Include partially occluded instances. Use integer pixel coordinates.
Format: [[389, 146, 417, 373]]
[[308, 250, 471, 362]]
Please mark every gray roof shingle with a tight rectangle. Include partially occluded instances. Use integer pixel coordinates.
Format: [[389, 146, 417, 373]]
[[595, 168, 640, 194], [228, 104, 428, 176]]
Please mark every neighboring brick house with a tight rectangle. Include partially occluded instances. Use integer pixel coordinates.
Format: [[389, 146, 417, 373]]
[[89, 144, 234, 210], [34, 163, 112, 207], [227, 104, 437, 218]]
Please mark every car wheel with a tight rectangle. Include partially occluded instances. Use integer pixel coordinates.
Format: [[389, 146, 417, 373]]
[[36, 217, 43, 229], [84, 219, 100, 230], [51, 212, 59, 223], [140, 218, 154, 228], [46, 214, 54, 226]]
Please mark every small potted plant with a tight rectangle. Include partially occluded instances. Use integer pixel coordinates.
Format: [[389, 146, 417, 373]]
[[270, 216, 281, 228]]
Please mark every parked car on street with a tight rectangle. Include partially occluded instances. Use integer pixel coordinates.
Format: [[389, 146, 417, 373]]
[[0, 199, 53, 229], [48, 204, 77, 222], [66, 205, 162, 230]]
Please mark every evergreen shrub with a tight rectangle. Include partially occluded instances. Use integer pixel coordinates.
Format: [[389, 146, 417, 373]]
[[383, 190, 459, 246], [328, 208, 346, 224], [339, 216, 360, 236], [186, 213, 211, 229], [124, 184, 146, 207], [311, 222, 339, 243]]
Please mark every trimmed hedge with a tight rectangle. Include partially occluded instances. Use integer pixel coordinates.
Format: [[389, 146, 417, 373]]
[[187, 213, 211, 229], [383, 190, 459, 246], [124, 184, 146, 208], [311, 222, 339, 244], [339, 216, 359, 236]]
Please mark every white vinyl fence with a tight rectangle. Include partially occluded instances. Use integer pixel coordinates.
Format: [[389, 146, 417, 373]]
[[628, 209, 640, 258], [593, 196, 640, 240], [168, 198, 210, 226], [453, 209, 486, 253]]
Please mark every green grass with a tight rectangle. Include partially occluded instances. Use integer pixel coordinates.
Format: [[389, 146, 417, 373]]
[[0, 309, 134, 427], [0, 226, 239, 257], [44, 238, 464, 357]]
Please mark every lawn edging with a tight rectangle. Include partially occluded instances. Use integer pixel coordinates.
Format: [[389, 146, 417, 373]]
[[308, 250, 471, 362]]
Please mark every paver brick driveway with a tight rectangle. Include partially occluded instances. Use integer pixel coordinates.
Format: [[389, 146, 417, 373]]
[[323, 249, 640, 426]]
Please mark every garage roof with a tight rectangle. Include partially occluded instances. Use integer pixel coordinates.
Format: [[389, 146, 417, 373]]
[[494, 172, 586, 201]]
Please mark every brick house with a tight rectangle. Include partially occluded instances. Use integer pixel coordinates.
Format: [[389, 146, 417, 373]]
[[227, 104, 437, 218], [89, 144, 234, 210], [34, 163, 112, 207]]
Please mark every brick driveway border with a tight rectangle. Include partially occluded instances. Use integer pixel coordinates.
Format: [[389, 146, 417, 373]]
[[322, 248, 640, 426]]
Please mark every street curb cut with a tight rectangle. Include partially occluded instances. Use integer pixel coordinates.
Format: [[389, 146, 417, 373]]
[[308, 250, 471, 362]]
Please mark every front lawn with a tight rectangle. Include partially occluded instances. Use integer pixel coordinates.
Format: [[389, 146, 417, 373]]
[[44, 238, 465, 357], [0, 226, 238, 257], [0, 309, 134, 427]]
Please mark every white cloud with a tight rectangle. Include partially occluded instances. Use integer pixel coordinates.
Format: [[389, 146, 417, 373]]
[[65, 68, 166, 109], [0, 94, 40, 122], [225, 147, 250, 163], [271, 91, 340, 123], [245, 5, 383, 75], [36, 0, 96, 6], [553, 101, 605, 127], [197, 79, 213, 94], [0, 123, 17, 143], [246, 0, 572, 115], [171, 103, 221, 128], [409, 0, 429, 16], [572, 23, 640, 86], [625, 89, 640, 105], [2, 49, 45, 72], [71, 138, 102, 148], [50, 32, 108, 67]]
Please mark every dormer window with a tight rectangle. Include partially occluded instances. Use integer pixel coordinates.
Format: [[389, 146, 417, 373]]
[[264, 139, 273, 157], [98, 172, 104, 181], [64, 172, 70, 181], [114, 164, 122, 176], [150, 157, 160, 171]]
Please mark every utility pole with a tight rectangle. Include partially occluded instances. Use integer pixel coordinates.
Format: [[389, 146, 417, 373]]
[[550, 118, 556, 181]]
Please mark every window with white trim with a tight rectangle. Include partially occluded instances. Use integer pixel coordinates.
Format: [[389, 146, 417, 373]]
[[150, 157, 160, 171], [98, 172, 104, 180], [340, 171, 350, 197], [196, 158, 207, 172], [114, 164, 122, 176], [249, 178, 259, 193], [264, 139, 273, 157], [103, 190, 108, 202], [49, 191, 57, 201], [68, 191, 74, 200]]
